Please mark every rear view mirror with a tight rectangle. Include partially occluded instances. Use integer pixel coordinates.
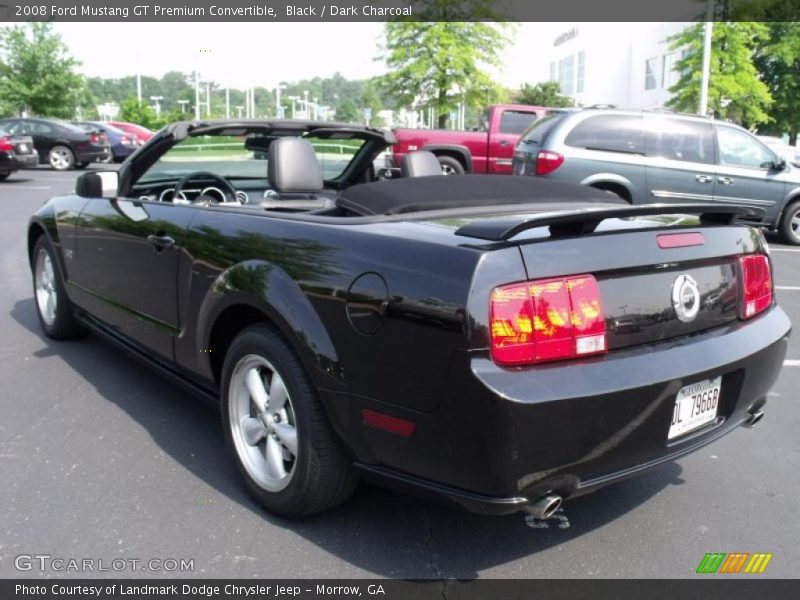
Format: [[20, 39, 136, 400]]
[[75, 171, 119, 198]]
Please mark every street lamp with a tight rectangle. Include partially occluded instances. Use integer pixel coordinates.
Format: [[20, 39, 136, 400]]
[[276, 82, 287, 119], [288, 95, 299, 119], [313, 97, 318, 120], [150, 96, 164, 118], [177, 100, 189, 114]]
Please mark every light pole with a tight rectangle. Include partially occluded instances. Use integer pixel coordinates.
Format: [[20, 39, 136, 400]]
[[313, 97, 318, 120], [303, 90, 309, 118], [276, 82, 287, 119], [288, 95, 299, 118], [699, 0, 714, 117], [225, 87, 230, 118], [177, 100, 189, 114], [236, 105, 244, 118], [194, 71, 200, 120], [150, 96, 164, 118]]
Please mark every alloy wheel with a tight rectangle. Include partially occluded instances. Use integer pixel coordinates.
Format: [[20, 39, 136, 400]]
[[228, 354, 298, 492], [34, 249, 57, 327]]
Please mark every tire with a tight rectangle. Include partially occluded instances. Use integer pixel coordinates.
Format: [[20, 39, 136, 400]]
[[31, 236, 85, 339], [221, 325, 357, 517], [779, 200, 800, 245], [437, 155, 465, 175], [48, 145, 75, 171], [76, 162, 90, 169]]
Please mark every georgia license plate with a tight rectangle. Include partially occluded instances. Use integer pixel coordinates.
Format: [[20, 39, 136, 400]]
[[668, 376, 721, 440]]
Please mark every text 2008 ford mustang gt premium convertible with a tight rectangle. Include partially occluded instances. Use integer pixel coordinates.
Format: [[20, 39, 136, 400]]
[[28, 120, 790, 518]]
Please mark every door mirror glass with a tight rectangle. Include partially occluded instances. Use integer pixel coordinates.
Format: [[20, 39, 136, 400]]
[[75, 171, 118, 198]]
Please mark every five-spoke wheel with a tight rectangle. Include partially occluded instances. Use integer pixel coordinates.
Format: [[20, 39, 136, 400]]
[[229, 355, 298, 492]]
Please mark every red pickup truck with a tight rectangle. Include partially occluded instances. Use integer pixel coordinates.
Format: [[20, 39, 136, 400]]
[[391, 104, 554, 175]]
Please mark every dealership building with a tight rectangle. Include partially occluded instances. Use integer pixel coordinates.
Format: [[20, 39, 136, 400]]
[[542, 23, 689, 109]]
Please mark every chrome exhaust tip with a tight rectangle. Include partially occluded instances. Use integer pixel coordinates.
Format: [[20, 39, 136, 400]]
[[744, 410, 764, 428], [523, 494, 562, 520]]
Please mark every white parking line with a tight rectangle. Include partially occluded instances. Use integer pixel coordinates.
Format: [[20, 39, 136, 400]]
[[772, 248, 800, 253], [785, 360, 800, 367], [776, 286, 800, 291], [1, 185, 52, 190]]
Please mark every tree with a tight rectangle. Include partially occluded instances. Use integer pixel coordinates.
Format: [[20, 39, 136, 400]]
[[665, 22, 772, 127], [379, 2, 512, 128], [334, 99, 359, 124], [754, 22, 800, 144], [0, 23, 86, 118], [515, 82, 573, 108], [119, 97, 159, 129], [359, 80, 384, 127]]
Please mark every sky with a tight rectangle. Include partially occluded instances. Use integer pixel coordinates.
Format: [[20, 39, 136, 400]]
[[50, 22, 553, 90]]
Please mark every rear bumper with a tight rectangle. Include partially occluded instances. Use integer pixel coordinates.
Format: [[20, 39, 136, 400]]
[[351, 307, 791, 515], [76, 145, 110, 163]]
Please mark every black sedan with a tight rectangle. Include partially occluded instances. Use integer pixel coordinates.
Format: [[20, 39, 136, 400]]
[[0, 127, 38, 180], [0, 117, 110, 170], [27, 120, 791, 519]]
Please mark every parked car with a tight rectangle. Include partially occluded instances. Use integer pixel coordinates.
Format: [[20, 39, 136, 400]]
[[0, 126, 38, 181], [391, 104, 553, 175], [108, 121, 154, 145], [74, 121, 140, 162], [0, 117, 110, 171], [28, 119, 790, 519], [512, 108, 800, 245]]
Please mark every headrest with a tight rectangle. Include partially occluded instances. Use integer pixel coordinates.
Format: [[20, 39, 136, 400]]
[[268, 137, 324, 193], [400, 150, 444, 178]]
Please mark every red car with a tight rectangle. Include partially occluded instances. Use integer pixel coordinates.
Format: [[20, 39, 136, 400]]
[[108, 121, 154, 145], [391, 104, 556, 175]]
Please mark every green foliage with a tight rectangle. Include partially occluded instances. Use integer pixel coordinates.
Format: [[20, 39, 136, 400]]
[[666, 22, 772, 127], [379, 3, 513, 128], [515, 82, 573, 108], [359, 80, 385, 127], [334, 99, 359, 124], [754, 22, 800, 144], [119, 97, 160, 129], [0, 23, 86, 118]]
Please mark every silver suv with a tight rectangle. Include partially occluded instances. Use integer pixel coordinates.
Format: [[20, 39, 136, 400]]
[[512, 109, 800, 244]]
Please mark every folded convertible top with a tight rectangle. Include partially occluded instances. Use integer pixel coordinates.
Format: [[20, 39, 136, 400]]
[[335, 174, 625, 216]]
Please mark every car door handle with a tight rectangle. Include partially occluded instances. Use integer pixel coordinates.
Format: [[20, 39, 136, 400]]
[[695, 174, 713, 183], [147, 234, 175, 250], [499, 140, 510, 147], [718, 176, 734, 185]]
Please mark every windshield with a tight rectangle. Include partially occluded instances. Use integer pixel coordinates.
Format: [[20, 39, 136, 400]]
[[139, 134, 367, 182], [518, 114, 564, 144]]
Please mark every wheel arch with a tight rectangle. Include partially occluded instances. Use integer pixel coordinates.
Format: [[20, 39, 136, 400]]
[[580, 173, 634, 203], [777, 187, 800, 228], [198, 261, 343, 392], [422, 144, 473, 173]]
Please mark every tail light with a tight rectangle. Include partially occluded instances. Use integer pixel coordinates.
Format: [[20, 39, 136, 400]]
[[535, 150, 564, 175], [122, 135, 136, 146], [0, 136, 13, 152], [739, 254, 772, 319], [490, 274, 607, 366], [89, 133, 101, 144]]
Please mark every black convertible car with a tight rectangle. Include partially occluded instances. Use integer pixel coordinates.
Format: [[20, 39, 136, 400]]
[[28, 120, 791, 519]]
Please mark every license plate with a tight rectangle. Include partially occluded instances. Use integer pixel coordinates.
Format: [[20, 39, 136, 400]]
[[668, 376, 721, 439], [18, 144, 28, 153]]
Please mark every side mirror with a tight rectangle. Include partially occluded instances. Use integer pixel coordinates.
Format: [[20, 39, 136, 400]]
[[75, 171, 119, 198], [775, 157, 787, 171]]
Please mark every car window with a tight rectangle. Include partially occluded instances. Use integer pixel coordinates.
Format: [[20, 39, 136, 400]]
[[716, 126, 776, 169], [498, 111, 538, 135], [138, 134, 366, 183], [564, 115, 644, 154], [30, 121, 53, 134], [518, 115, 564, 145], [1, 121, 21, 134], [645, 119, 714, 165]]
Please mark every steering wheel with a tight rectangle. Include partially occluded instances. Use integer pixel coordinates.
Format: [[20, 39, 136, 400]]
[[172, 171, 238, 205]]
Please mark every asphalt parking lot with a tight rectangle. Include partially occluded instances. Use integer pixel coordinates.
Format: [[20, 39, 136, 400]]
[[0, 165, 798, 579]]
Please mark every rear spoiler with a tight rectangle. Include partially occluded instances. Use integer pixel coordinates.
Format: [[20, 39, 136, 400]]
[[454, 203, 764, 242]]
